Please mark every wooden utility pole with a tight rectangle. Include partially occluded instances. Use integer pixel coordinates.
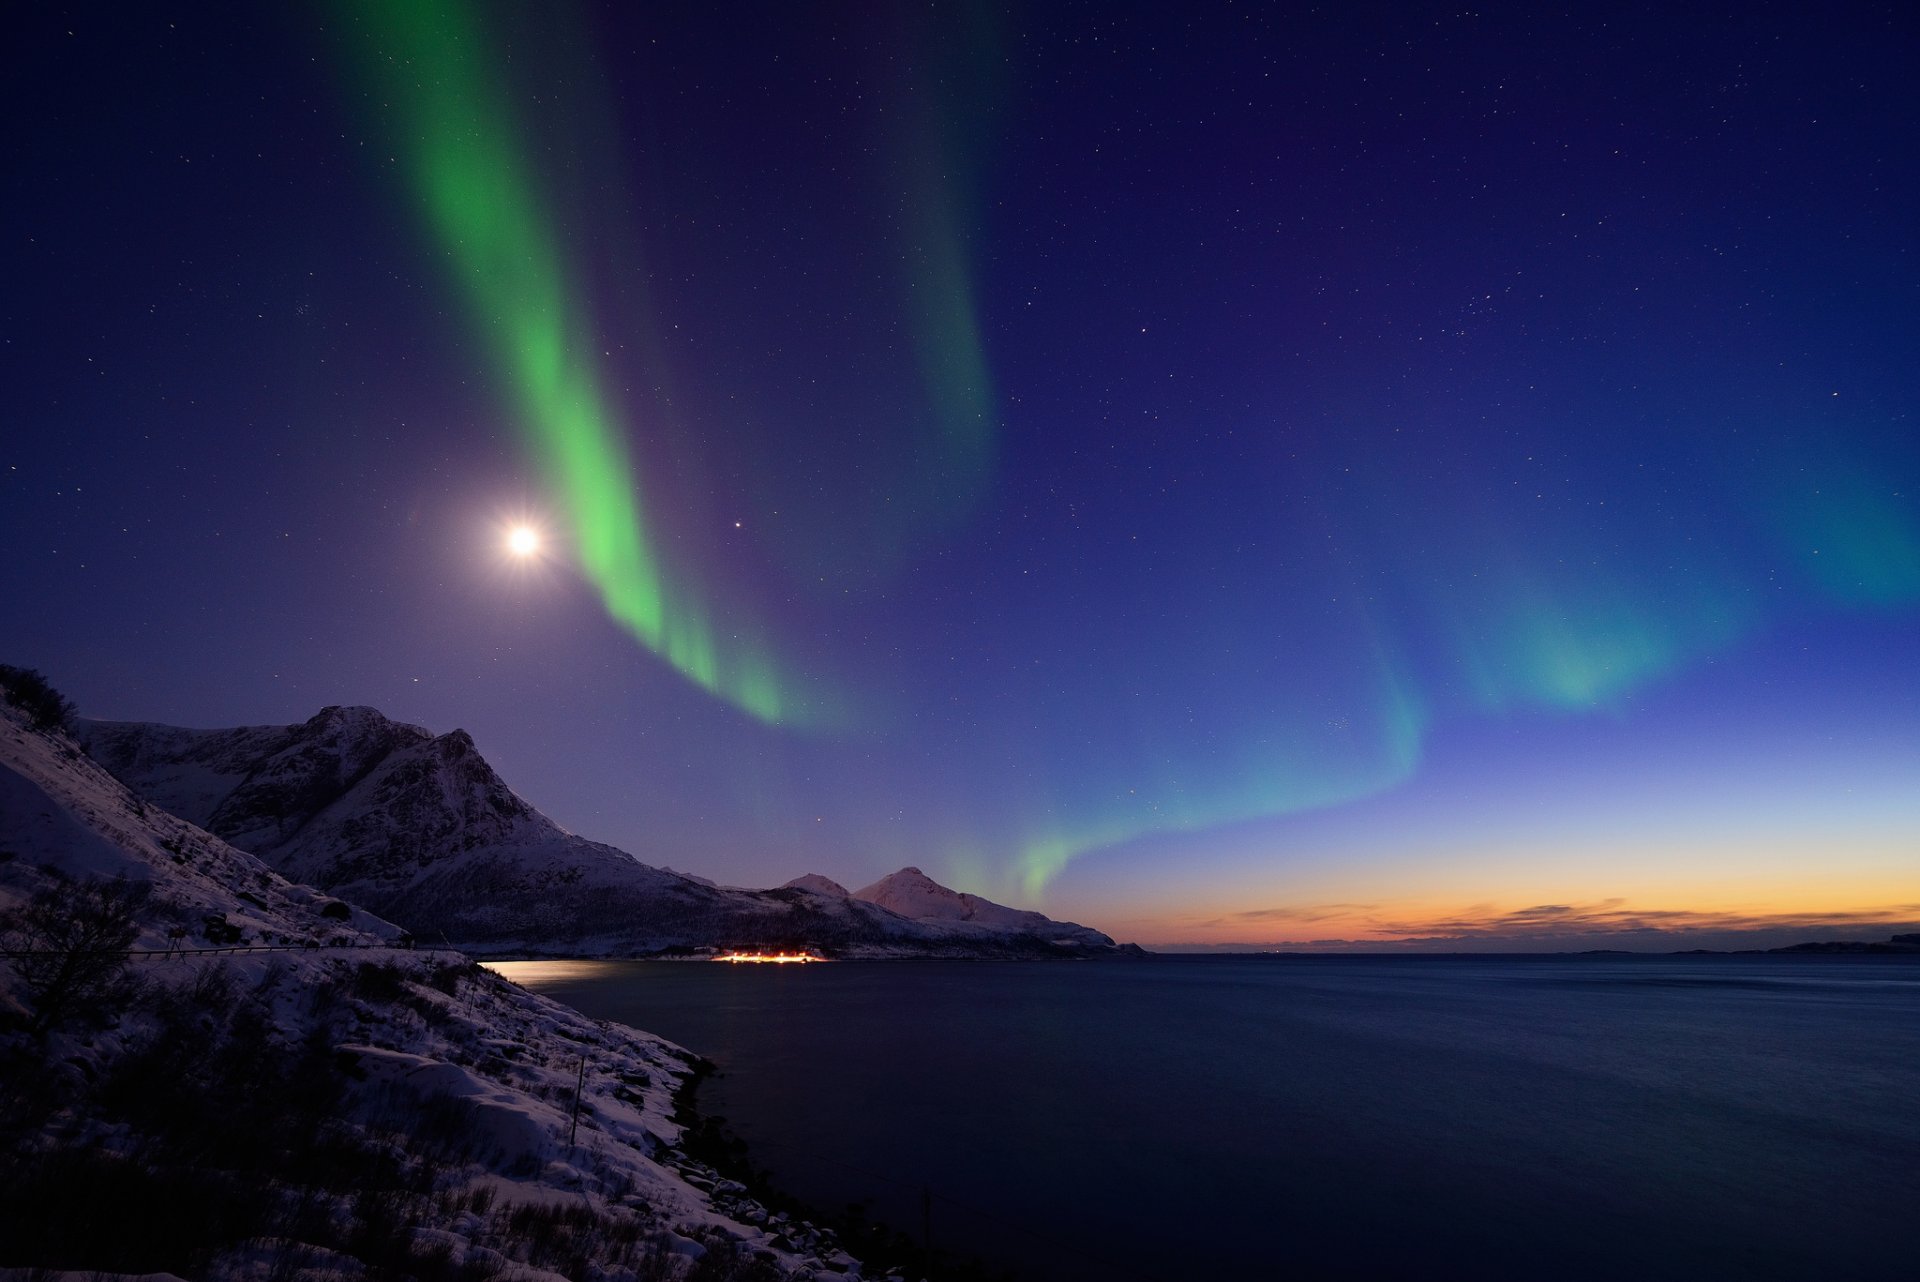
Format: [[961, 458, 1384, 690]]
[[569, 1055, 586, 1146]]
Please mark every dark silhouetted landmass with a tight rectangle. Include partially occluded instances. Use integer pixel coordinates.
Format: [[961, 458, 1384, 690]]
[[1673, 933, 1920, 956], [1764, 933, 1920, 955]]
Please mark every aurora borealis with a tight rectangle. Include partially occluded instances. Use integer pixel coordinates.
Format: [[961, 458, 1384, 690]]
[[4, 1, 1915, 948], [337, 0, 818, 727]]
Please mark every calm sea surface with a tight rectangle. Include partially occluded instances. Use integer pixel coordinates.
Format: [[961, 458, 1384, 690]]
[[492, 955, 1920, 1281]]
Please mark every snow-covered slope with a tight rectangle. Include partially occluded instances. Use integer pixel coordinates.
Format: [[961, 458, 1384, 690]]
[[782, 873, 852, 898], [0, 701, 877, 1279], [81, 708, 1128, 959], [5, 710, 400, 952], [853, 866, 1108, 942]]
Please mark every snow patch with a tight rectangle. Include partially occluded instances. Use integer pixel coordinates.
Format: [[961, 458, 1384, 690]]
[[782, 873, 851, 898]]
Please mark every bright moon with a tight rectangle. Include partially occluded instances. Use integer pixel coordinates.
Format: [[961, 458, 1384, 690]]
[[506, 526, 540, 558]]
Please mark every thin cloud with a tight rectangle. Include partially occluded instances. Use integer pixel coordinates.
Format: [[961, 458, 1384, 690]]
[[1369, 900, 1920, 941], [1186, 902, 1380, 929], [1155, 899, 1920, 952]]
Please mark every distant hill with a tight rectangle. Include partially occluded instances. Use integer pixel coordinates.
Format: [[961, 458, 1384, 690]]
[[1669, 933, 1920, 956], [1764, 933, 1920, 955], [852, 865, 1080, 933], [80, 706, 1127, 959], [793, 865, 1129, 951]]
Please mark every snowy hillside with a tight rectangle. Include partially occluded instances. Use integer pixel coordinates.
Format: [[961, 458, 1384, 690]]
[[0, 696, 904, 1279], [81, 708, 1128, 959], [781, 873, 853, 898], [852, 867, 1104, 941], [784, 867, 1119, 949], [4, 708, 401, 954]]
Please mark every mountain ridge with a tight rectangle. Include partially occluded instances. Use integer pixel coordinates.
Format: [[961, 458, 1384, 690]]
[[79, 706, 1132, 959], [854, 865, 1070, 933]]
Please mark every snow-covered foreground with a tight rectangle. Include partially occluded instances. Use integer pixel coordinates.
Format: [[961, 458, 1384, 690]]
[[0, 701, 905, 1281]]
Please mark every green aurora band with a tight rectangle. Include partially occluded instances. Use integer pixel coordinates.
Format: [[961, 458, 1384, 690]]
[[333, 5, 1919, 905], [339, 0, 821, 726], [992, 440, 1919, 901], [889, 8, 1003, 550], [1001, 657, 1430, 901]]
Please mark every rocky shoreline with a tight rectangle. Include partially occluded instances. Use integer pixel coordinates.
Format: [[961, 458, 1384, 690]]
[[0, 702, 920, 1280]]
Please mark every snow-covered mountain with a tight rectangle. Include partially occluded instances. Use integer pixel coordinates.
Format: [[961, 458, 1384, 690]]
[[853, 866, 1073, 933], [4, 708, 402, 956], [80, 706, 1129, 958], [781, 873, 853, 898], [0, 694, 880, 1278], [795, 866, 1121, 950]]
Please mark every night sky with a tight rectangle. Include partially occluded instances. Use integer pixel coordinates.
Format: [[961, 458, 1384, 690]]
[[5, 2, 1916, 948]]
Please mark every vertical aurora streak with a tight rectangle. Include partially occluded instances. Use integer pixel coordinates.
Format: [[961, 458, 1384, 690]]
[[338, 0, 818, 726], [899, 165, 997, 538], [887, 6, 1004, 548]]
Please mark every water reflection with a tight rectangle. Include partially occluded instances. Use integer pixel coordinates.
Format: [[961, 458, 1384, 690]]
[[483, 958, 632, 986]]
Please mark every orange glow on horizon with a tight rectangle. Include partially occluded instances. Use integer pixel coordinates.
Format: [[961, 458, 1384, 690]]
[[713, 951, 826, 963], [1062, 829, 1920, 949], [1099, 881, 1920, 950]]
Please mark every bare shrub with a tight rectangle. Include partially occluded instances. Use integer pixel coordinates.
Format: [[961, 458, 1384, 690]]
[[2, 874, 146, 1034]]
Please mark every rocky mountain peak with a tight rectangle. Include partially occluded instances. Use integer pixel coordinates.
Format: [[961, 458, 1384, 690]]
[[855, 867, 999, 922], [783, 874, 852, 898], [301, 704, 430, 748], [306, 703, 387, 728], [435, 728, 477, 757], [850, 867, 1117, 946]]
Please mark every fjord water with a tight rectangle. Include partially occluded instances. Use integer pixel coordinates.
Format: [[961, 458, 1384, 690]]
[[498, 956, 1919, 1280]]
